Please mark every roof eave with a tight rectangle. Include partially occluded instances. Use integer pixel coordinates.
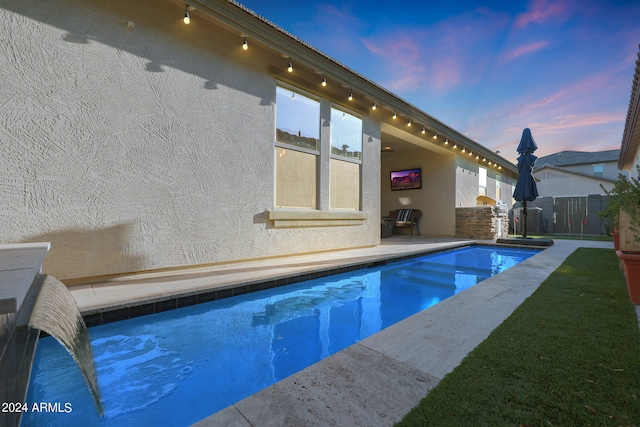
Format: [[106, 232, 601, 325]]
[[189, 0, 517, 174], [619, 45, 640, 171]]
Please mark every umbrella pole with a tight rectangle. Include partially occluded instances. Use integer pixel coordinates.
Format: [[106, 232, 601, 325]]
[[522, 200, 528, 238]]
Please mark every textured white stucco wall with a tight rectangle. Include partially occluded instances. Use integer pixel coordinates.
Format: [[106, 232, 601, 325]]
[[455, 156, 513, 209], [0, 0, 380, 280], [534, 169, 614, 197]]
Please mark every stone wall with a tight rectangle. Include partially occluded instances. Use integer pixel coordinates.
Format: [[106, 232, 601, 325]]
[[0, 243, 49, 427], [455, 206, 508, 239]]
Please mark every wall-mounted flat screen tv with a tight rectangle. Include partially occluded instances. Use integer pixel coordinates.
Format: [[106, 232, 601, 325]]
[[390, 168, 422, 191]]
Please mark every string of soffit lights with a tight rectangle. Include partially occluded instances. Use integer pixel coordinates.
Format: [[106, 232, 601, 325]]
[[179, 3, 503, 171]]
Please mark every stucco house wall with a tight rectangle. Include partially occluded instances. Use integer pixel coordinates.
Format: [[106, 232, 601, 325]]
[[1, 0, 520, 282], [0, 0, 381, 281], [454, 156, 513, 208], [558, 162, 619, 180], [534, 167, 614, 197]]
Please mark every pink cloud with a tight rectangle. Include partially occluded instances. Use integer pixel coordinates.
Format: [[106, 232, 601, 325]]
[[514, 0, 572, 28], [460, 67, 628, 163], [499, 41, 549, 63], [361, 8, 508, 93]]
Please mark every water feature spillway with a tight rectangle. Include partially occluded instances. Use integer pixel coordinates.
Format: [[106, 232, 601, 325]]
[[28, 275, 104, 417]]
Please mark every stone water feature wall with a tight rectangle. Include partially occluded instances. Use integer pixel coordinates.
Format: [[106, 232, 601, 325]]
[[0, 243, 49, 427], [455, 206, 509, 239]]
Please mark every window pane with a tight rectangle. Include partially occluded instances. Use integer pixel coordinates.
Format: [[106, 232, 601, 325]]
[[275, 147, 317, 208], [593, 164, 604, 177], [276, 86, 319, 151], [330, 158, 360, 210], [331, 108, 362, 160], [479, 167, 487, 187]]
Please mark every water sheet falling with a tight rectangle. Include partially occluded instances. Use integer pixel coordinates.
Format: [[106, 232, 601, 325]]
[[28, 275, 103, 417]]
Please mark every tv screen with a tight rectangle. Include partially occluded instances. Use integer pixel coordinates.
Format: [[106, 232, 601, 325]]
[[390, 168, 421, 191]]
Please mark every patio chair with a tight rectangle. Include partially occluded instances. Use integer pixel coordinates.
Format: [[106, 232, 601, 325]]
[[385, 209, 422, 236]]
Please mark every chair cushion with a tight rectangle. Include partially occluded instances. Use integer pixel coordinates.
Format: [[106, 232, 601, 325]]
[[397, 209, 413, 222]]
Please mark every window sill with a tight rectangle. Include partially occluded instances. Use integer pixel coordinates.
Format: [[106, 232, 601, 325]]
[[268, 209, 368, 228]]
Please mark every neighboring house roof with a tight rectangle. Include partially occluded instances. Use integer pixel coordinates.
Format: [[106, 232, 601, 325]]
[[619, 44, 640, 170], [534, 164, 616, 183], [535, 149, 619, 169], [187, 0, 517, 174]]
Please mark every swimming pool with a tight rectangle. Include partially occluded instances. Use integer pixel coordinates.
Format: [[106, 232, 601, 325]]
[[23, 245, 539, 426]]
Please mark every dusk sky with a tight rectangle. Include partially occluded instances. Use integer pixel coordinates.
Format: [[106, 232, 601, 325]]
[[238, 0, 640, 163]]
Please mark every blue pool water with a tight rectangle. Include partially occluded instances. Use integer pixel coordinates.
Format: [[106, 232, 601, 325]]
[[23, 245, 539, 426]]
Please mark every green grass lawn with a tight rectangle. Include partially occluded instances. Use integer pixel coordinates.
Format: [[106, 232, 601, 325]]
[[396, 248, 640, 427]]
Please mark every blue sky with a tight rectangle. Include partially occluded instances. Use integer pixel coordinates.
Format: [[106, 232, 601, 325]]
[[238, 0, 640, 163]]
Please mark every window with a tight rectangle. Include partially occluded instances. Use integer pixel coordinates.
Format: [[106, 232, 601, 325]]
[[593, 164, 604, 177], [273, 84, 364, 214], [496, 173, 501, 200], [479, 167, 487, 196], [275, 147, 317, 208], [275, 86, 319, 151], [275, 85, 320, 208], [330, 107, 362, 210], [330, 108, 362, 161]]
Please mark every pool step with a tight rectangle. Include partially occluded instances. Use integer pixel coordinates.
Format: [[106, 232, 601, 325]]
[[388, 260, 494, 280]]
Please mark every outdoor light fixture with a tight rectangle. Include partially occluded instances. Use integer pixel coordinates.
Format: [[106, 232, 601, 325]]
[[453, 143, 457, 148], [392, 112, 397, 119], [242, 37, 248, 50], [483, 157, 486, 162], [444, 139, 449, 145], [433, 133, 437, 139], [476, 154, 479, 159], [322, 77, 327, 87], [468, 151, 473, 156], [371, 102, 377, 110], [498, 165, 502, 169], [287, 61, 293, 72], [461, 147, 466, 153], [183, 5, 190, 24], [348, 90, 353, 101], [407, 120, 412, 127], [421, 127, 426, 134]]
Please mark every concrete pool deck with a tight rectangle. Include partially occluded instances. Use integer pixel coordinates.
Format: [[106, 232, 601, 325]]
[[69, 237, 616, 426]]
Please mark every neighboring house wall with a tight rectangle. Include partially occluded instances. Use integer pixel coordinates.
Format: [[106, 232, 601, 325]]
[[0, 0, 382, 281], [555, 161, 619, 180], [534, 167, 614, 197]]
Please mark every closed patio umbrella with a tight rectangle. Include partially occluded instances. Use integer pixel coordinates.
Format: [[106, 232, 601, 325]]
[[513, 128, 539, 238]]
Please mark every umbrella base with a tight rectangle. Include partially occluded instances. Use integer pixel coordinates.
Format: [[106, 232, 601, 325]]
[[496, 237, 554, 247]]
